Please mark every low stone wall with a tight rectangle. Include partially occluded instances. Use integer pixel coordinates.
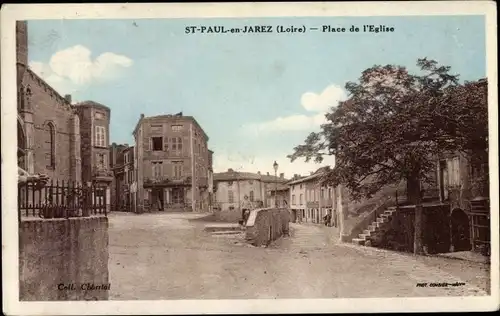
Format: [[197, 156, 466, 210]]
[[213, 208, 243, 223], [245, 208, 290, 246], [19, 216, 109, 301]]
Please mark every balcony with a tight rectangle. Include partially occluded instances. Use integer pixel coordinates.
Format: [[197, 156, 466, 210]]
[[92, 167, 113, 182], [143, 176, 192, 188]]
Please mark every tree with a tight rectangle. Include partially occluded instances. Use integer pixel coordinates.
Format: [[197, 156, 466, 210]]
[[288, 58, 485, 254]]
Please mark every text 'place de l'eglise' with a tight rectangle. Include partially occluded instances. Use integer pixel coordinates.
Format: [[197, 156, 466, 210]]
[[14, 21, 491, 301]]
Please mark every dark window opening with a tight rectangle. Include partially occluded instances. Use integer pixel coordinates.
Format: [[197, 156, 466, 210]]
[[152, 137, 163, 151]]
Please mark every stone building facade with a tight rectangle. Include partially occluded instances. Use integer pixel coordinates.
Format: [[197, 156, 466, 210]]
[[132, 113, 213, 213], [16, 21, 112, 213], [74, 101, 113, 187], [110, 143, 135, 212], [16, 21, 81, 183], [213, 169, 288, 222]]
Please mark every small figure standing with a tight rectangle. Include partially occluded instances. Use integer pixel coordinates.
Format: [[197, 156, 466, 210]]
[[240, 195, 254, 225]]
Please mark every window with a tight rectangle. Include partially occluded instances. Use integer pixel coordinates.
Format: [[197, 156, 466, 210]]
[[321, 188, 325, 198], [152, 137, 163, 151], [97, 153, 106, 169], [95, 126, 106, 148], [124, 153, 129, 164], [171, 137, 182, 151], [300, 194, 303, 205], [173, 161, 183, 179], [171, 125, 183, 132], [227, 181, 233, 186], [128, 170, 133, 184], [448, 157, 460, 186], [46, 123, 56, 169], [172, 188, 184, 204], [95, 112, 105, 120], [328, 188, 332, 199], [249, 180, 253, 185], [198, 143, 201, 154], [300, 184, 303, 189], [249, 190, 254, 202], [152, 162, 163, 179], [228, 190, 234, 203], [292, 194, 296, 205]]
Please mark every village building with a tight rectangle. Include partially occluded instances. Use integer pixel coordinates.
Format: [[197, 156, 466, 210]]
[[267, 183, 290, 209], [16, 21, 113, 215], [213, 169, 288, 221], [16, 21, 81, 183], [132, 113, 213, 213], [110, 143, 135, 212], [287, 167, 342, 226]]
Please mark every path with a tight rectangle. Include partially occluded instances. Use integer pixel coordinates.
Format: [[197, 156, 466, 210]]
[[108, 213, 490, 300]]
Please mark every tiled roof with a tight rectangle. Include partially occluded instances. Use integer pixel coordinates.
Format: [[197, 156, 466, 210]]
[[213, 170, 288, 183], [287, 166, 332, 185]]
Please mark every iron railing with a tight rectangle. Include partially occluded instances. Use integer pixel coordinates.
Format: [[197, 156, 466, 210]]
[[18, 180, 108, 219]]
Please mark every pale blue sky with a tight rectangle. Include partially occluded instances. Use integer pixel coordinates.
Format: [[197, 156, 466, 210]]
[[27, 15, 486, 177]]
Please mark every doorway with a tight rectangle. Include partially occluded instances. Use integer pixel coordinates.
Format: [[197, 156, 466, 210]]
[[451, 209, 471, 252], [171, 187, 185, 206], [151, 188, 164, 211]]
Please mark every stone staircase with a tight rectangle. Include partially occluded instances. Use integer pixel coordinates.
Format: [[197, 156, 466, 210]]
[[352, 206, 398, 246]]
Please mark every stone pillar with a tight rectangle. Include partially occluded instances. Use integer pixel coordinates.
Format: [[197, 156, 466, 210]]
[[106, 186, 111, 213], [70, 113, 82, 183], [21, 88, 35, 175]]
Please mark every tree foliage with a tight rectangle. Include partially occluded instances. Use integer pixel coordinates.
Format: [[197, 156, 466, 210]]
[[288, 58, 488, 202]]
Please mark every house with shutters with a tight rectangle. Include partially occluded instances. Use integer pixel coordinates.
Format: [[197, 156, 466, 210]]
[[132, 113, 214, 213]]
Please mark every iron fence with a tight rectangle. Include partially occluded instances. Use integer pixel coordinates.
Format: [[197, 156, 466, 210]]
[[18, 180, 108, 219]]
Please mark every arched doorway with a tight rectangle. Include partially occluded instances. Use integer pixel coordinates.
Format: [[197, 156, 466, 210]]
[[451, 208, 471, 252]]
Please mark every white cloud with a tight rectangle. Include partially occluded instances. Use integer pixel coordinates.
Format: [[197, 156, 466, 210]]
[[29, 45, 133, 94], [213, 151, 335, 179], [243, 113, 327, 133], [301, 84, 347, 112], [243, 84, 346, 134]]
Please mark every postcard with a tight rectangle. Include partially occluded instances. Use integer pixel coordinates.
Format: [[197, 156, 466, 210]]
[[1, 1, 498, 315]]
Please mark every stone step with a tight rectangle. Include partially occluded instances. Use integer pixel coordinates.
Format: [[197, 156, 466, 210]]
[[211, 231, 244, 236], [204, 225, 244, 233], [377, 217, 389, 224], [352, 238, 366, 245], [363, 229, 374, 236], [384, 210, 396, 215], [358, 233, 372, 240]]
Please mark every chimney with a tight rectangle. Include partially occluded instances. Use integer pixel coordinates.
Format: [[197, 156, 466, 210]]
[[64, 94, 72, 103], [140, 113, 145, 119], [280, 173, 284, 179], [267, 172, 270, 176], [228, 168, 234, 172], [257, 171, 261, 175]]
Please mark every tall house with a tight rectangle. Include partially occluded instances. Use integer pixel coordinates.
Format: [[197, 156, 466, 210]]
[[75, 101, 113, 187], [133, 113, 213, 213], [110, 143, 135, 211]]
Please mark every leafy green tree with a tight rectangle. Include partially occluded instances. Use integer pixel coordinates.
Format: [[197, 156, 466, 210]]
[[288, 58, 487, 254]]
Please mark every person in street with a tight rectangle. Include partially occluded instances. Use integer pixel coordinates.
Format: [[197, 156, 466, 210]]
[[240, 195, 254, 225]]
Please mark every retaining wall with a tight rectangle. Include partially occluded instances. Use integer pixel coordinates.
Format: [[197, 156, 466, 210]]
[[245, 208, 290, 246], [19, 216, 109, 301]]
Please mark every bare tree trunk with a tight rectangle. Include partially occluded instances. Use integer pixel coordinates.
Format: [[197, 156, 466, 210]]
[[407, 174, 424, 255]]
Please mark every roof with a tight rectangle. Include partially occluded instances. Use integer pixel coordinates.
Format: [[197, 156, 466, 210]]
[[287, 166, 332, 185], [74, 100, 111, 112], [132, 114, 209, 141], [266, 183, 290, 192], [213, 170, 289, 183]]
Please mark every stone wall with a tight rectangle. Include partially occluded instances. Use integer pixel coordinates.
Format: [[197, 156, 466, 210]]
[[245, 208, 290, 247], [19, 216, 109, 301]]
